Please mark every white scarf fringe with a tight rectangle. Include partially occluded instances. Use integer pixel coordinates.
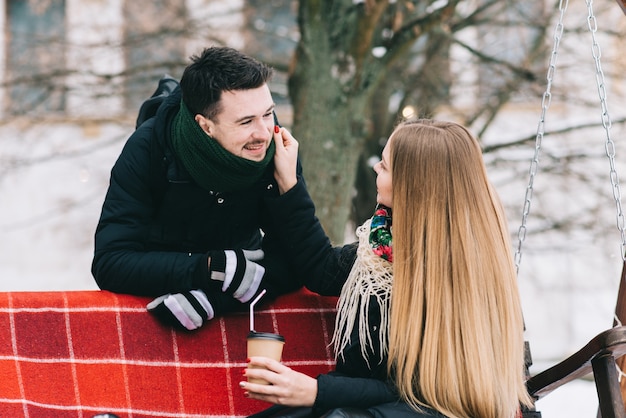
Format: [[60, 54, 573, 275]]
[[332, 219, 393, 367]]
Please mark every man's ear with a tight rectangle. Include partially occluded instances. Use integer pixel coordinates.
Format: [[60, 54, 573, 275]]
[[195, 114, 214, 136]]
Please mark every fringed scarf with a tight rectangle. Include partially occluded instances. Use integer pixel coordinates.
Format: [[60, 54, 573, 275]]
[[170, 100, 275, 192], [333, 204, 393, 367]]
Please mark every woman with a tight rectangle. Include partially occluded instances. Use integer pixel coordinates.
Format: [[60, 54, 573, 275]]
[[242, 119, 533, 418]]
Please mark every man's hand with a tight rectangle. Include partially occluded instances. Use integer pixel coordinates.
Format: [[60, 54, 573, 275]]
[[147, 289, 214, 330], [273, 125, 299, 194], [208, 249, 265, 303]]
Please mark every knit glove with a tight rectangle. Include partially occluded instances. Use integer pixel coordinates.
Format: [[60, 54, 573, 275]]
[[208, 249, 265, 303], [146, 289, 214, 331]]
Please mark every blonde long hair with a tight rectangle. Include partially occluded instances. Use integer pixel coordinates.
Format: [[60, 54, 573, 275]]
[[387, 120, 533, 418]]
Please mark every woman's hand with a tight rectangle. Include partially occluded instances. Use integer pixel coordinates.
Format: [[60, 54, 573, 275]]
[[240, 356, 317, 407], [273, 126, 299, 194]]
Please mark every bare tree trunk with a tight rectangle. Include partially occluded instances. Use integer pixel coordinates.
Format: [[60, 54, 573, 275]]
[[289, 51, 369, 243], [288, 1, 462, 242], [288, 1, 378, 243]]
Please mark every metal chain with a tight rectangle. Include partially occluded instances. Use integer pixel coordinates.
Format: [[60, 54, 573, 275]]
[[586, 0, 626, 260], [514, 0, 569, 274]]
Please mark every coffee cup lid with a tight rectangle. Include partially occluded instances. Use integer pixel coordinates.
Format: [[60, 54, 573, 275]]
[[247, 331, 285, 342]]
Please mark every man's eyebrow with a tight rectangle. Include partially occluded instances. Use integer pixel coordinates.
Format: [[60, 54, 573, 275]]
[[234, 104, 275, 124]]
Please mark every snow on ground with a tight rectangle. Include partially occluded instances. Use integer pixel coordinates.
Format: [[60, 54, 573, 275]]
[[535, 379, 598, 416], [0, 120, 128, 291]]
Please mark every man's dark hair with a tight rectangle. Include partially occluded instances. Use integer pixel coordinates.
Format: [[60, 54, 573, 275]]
[[180, 47, 273, 120]]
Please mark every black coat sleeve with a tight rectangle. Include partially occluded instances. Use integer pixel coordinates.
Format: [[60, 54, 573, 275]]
[[91, 125, 208, 296], [265, 180, 357, 296], [312, 372, 399, 415], [254, 197, 306, 300]]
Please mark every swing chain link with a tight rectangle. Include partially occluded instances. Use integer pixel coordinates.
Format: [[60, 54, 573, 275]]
[[514, 0, 569, 273], [586, 0, 626, 261]]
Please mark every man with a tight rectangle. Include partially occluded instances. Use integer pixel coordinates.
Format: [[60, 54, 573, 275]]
[[92, 47, 303, 330]]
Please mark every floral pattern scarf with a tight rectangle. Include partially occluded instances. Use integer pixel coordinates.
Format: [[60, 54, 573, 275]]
[[369, 204, 393, 262]]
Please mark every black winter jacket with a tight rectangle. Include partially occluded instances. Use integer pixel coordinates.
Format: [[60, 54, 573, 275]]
[[92, 87, 302, 310], [266, 181, 400, 415]]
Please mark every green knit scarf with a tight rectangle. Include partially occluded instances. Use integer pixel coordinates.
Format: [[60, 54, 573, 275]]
[[170, 100, 275, 192]]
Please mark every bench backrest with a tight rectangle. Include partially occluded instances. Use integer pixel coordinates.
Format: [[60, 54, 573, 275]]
[[0, 288, 337, 418]]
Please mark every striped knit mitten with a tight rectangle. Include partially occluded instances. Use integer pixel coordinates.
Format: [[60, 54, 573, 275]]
[[147, 289, 214, 331], [207, 249, 265, 303]]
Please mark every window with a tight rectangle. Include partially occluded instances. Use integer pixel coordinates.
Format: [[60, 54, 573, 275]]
[[6, 0, 66, 115]]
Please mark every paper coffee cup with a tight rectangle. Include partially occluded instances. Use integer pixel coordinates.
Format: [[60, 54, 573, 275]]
[[247, 331, 285, 384]]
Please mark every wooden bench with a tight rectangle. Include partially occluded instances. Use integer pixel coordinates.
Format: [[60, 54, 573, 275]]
[[0, 288, 337, 418]]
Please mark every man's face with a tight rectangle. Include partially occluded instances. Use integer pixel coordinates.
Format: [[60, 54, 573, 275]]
[[196, 84, 275, 162]]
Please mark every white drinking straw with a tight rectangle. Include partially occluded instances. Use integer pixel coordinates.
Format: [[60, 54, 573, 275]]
[[249, 289, 267, 331]]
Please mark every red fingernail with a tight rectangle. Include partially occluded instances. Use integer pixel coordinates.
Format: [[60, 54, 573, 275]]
[[244, 391, 249, 397], [246, 357, 251, 363], [242, 369, 247, 375], [274, 125, 280, 134]]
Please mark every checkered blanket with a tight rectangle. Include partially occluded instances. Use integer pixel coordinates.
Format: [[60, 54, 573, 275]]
[[0, 288, 338, 418]]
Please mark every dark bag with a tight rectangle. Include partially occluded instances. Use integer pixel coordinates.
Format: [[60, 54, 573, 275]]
[[135, 74, 179, 128], [133, 74, 179, 206]]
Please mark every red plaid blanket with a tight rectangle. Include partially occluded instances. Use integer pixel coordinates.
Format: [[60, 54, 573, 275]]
[[0, 288, 337, 418]]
